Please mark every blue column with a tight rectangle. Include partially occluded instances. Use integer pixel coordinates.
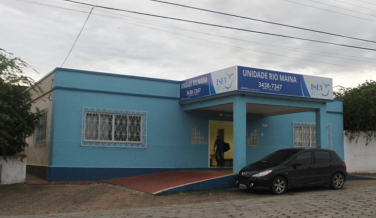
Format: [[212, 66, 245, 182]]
[[316, 105, 327, 148], [233, 96, 247, 174]]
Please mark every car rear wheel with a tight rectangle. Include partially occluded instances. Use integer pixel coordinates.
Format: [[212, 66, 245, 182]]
[[331, 172, 345, 189], [271, 176, 287, 195]]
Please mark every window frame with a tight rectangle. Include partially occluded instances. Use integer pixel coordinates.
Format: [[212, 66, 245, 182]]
[[36, 110, 48, 143], [326, 124, 332, 149], [293, 122, 316, 148], [84, 111, 143, 144], [81, 108, 147, 148]]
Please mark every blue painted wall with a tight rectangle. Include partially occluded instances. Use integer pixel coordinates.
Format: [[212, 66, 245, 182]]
[[47, 68, 343, 181], [49, 69, 232, 170], [245, 100, 344, 164]]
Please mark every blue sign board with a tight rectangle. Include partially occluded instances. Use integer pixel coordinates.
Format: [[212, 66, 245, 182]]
[[180, 66, 333, 101], [180, 66, 237, 101], [180, 73, 213, 101]]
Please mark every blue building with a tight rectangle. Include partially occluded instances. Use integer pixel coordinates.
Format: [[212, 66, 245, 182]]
[[26, 66, 344, 181]]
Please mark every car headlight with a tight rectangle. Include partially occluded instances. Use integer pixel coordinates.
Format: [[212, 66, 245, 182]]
[[252, 170, 272, 177]]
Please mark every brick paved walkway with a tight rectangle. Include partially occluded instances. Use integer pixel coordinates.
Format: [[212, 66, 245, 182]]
[[2, 180, 376, 218]]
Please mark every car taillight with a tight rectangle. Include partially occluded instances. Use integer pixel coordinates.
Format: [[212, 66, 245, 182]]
[[342, 163, 346, 169]]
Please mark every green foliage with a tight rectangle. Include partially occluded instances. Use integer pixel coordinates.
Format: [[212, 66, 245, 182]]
[[334, 80, 376, 146], [0, 48, 42, 158]]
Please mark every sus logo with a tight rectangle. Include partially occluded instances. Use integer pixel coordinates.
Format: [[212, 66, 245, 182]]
[[217, 73, 234, 90], [311, 81, 330, 97]]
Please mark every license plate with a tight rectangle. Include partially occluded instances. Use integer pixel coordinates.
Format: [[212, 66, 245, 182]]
[[239, 184, 247, 189]]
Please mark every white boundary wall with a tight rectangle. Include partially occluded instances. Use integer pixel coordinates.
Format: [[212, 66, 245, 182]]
[[0, 157, 27, 185], [344, 132, 376, 173]]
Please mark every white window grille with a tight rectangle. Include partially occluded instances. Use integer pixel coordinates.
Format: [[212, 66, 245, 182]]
[[36, 112, 47, 142], [294, 123, 316, 148], [327, 124, 332, 149], [82, 108, 147, 148], [247, 129, 258, 146], [191, 126, 207, 144]]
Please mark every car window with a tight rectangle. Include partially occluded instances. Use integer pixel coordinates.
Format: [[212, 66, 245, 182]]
[[260, 150, 301, 164], [315, 151, 331, 164], [296, 152, 312, 165], [330, 151, 344, 164]]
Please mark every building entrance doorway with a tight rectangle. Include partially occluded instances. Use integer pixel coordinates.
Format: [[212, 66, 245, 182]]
[[209, 121, 233, 168]]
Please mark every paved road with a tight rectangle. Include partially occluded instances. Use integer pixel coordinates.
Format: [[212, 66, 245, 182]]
[[3, 184, 376, 218]]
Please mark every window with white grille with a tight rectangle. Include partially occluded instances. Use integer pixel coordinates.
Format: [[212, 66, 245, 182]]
[[82, 108, 147, 148], [247, 129, 258, 146], [294, 123, 316, 148], [36, 112, 47, 142]]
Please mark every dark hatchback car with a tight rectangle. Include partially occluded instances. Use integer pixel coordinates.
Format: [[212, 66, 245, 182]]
[[236, 148, 348, 195]]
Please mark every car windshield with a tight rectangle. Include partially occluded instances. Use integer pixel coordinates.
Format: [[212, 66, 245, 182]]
[[259, 150, 301, 165]]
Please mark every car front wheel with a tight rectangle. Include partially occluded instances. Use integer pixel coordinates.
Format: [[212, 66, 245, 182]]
[[331, 172, 345, 189], [271, 176, 287, 195]]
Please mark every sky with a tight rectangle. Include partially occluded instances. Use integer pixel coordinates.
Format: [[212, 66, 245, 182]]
[[1, 0, 376, 89]]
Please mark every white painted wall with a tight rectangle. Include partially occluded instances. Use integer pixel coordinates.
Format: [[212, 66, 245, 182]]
[[0, 157, 27, 185], [344, 132, 376, 173]]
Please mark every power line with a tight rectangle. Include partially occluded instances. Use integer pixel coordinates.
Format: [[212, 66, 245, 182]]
[[96, 12, 376, 70], [98, 9, 376, 62], [11, 0, 89, 13], [12, 0, 376, 63], [61, 0, 376, 52], [280, 0, 376, 23], [33, 0, 88, 8], [355, 0, 376, 7], [61, 7, 94, 67], [8, 0, 376, 71], [331, 0, 376, 12], [94, 9, 376, 64], [150, 0, 376, 44], [305, 0, 376, 18]]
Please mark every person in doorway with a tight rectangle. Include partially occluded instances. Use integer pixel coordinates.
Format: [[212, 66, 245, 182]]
[[213, 135, 225, 167]]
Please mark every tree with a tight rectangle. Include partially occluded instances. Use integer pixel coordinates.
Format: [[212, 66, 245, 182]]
[[334, 80, 376, 145], [0, 48, 42, 159]]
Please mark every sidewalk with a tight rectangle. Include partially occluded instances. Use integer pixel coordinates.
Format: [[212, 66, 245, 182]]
[[2, 179, 376, 218], [1, 173, 375, 217], [349, 173, 376, 179], [25, 172, 376, 186]]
